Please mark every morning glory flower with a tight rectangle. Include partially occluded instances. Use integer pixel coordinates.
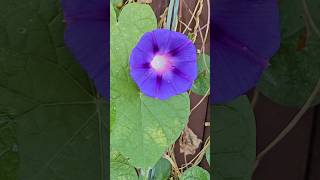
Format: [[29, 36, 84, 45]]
[[130, 29, 197, 100], [61, 0, 280, 104], [212, 0, 280, 103]]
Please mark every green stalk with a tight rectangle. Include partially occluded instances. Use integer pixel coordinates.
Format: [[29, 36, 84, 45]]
[[166, 0, 175, 29], [172, 0, 180, 31]]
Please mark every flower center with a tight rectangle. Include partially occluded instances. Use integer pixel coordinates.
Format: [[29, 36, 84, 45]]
[[150, 55, 170, 72]]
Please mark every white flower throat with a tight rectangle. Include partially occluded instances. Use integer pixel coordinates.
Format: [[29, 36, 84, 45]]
[[150, 55, 168, 71]]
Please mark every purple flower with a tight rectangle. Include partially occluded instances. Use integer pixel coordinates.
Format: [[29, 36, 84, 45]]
[[130, 29, 197, 100], [212, 0, 280, 103], [61, 0, 280, 104], [61, 0, 108, 98]]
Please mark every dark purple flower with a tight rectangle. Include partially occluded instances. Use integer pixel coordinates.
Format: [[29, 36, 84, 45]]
[[130, 29, 197, 100], [61, 0, 280, 104], [61, 0, 108, 98], [212, 0, 280, 103]]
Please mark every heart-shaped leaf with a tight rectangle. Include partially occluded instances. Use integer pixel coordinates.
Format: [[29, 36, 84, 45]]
[[0, 0, 107, 179], [257, 0, 320, 106], [110, 3, 190, 168], [213, 96, 255, 180]]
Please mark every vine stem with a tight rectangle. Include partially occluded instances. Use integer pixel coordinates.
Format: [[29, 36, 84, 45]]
[[254, 0, 320, 171], [182, 0, 200, 34], [302, 0, 320, 37], [254, 78, 320, 170], [179, 137, 210, 170], [190, 88, 210, 113], [202, 0, 210, 53], [251, 89, 259, 108]]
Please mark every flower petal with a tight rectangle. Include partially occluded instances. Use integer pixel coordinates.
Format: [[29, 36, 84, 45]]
[[136, 71, 158, 97], [134, 32, 156, 60], [173, 61, 197, 83], [157, 75, 179, 100], [62, 0, 107, 21], [213, 0, 280, 58], [170, 69, 194, 93], [166, 31, 193, 56], [64, 20, 108, 97], [212, 0, 280, 103], [152, 29, 172, 52], [94, 70, 108, 98], [171, 42, 197, 64], [130, 29, 197, 100], [213, 35, 263, 103]]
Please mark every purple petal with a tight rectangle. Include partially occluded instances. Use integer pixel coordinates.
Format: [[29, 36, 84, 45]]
[[171, 43, 197, 63], [64, 20, 108, 97], [212, 0, 280, 103], [62, 0, 107, 21], [165, 31, 192, 56], [173, 62, 197, 84], [94, 70, 108, 97], [130, 29, 197, 100], [157, 74, 179, 100], [213, 34, 264, 103], [134, 32, 156, 61], [151, 29, 171, 53], [136, 71, 159, 97], [170, 69, 194, 92]]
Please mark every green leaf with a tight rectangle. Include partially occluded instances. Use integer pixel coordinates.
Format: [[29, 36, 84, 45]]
[[112, 0, 123, 6], [278, 0, 320, 39], [0, 0, 107, 179], [0, 109, 18, 180], [192, 54, 210, 96], [151, 158, 172, 180], [110, 3, 190, 168], [180, 166, 210, 180], [112, 93, 189, 168], [257, 0, 320, 106], [110, 3, 156, 99], [111, 151, 139, 180], [110, 102, 116, 132], [213, 96, 255, 180]]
